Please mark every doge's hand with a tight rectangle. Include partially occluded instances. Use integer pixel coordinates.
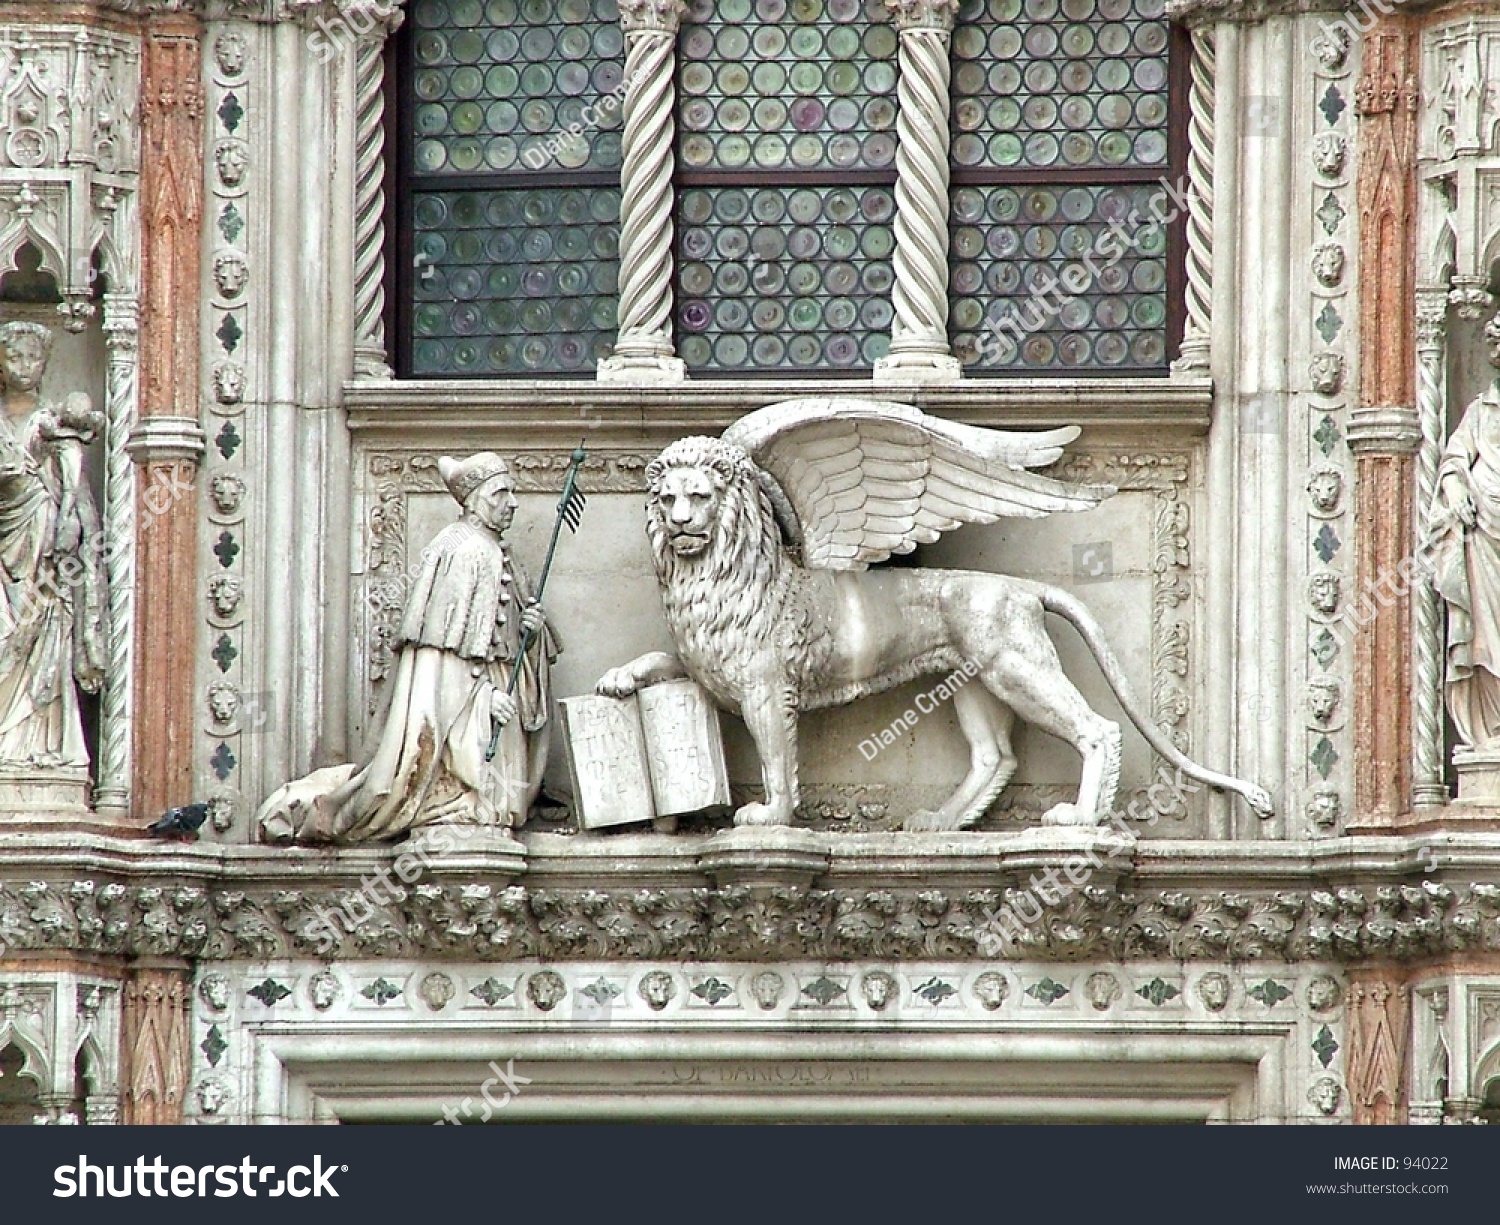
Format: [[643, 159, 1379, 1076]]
[[490, 690, 517, 728], [519, 602, 545, 637]]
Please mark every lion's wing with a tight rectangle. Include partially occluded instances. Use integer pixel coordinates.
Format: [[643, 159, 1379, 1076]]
[[722, 398, 1114, 571]]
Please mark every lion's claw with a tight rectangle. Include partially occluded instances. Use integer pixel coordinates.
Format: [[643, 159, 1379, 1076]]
[[733, 801, 791, 827]]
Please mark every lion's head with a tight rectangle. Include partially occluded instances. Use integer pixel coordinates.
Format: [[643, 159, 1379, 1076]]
[[644, 437, 790, 648]]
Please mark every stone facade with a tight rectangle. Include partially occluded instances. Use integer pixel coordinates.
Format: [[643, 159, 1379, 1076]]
[[1, 0, 1499, 1125]]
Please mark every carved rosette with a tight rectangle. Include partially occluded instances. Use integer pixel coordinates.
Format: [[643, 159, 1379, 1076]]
[[598, 0, 687, 383], [1173, 27, 1214, 372], [875, 0, 962, 382]]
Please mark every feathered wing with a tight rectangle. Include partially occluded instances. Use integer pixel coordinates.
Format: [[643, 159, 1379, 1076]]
[[721, 397, 1115, 571]]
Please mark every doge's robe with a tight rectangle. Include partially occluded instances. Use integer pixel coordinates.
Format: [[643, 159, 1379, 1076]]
[[258, 521, 555, 843], [1430, 386, 1500, 747]]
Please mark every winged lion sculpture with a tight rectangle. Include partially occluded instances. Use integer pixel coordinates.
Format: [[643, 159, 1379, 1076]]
[[597, 398, 1273, 832]]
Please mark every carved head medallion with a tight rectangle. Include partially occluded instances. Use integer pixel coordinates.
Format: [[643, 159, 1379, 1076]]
[[1306, 790, 1342, 831], [213, 249, 249, 300], [750, 971, 785, 1010], [1308, 1076, 1342, 1117], [860, 971, 897, 1011], [1309, 351, 1345, 398], [972, 971, 1009, 1012], [1306, 975, 1342, 1013], [215, 140, 248, 188], [1311, 131, 1347, 178], [207, 681, 239, 727], [1196, 972, 1230, 1013], [1084, 971, 1121, 1012], [1306, 466, 1344, 514], [309, 970, 342, 1011], [1311, 242, 1345, 288], [637, 970, 677, 1011], [1308, 572, 1341, 616], [213, 361, 245, 406]]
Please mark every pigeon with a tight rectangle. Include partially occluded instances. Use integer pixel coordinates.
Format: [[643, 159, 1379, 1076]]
[[146, 802, 209, 841]]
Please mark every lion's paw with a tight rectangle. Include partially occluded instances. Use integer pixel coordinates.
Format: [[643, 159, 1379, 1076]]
[[903, 809, 961, 833], [1041, 802, 1097, 827], [733, 801, 792, 827], [595, 666, 640, 699]]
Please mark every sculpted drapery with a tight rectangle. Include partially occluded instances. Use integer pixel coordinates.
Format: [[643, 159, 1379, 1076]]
[[0, 321, 106, 772], [258, 453, 556, 842], [1430, 318, 1500, 748]]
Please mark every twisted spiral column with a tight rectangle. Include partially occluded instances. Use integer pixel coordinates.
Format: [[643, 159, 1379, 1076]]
[[875, 0, 961, 383], [351, 14, 403, 378], [1411, 290, 1449, 807], [598, 0, 686, 383], [1174, 27, 1214, 373], [95, 295, 138, 815]]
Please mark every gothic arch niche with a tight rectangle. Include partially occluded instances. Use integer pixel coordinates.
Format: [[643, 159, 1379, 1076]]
[[0, 1040, 44, 1125], [0, 240, 110, 784]]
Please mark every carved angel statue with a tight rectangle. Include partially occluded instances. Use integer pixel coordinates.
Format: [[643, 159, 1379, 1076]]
[[258, 453, 558, 843], [1428, 314, 1500, 747], [598, 398, 1273, 830], [0, 321, 106, 773]]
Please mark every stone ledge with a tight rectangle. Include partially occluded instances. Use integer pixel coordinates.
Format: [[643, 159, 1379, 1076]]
[[0, 827, 1498, 963], [343, 376, 1214, 441]]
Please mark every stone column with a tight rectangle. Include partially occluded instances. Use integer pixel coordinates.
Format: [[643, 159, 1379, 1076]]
[[1172, 27, 1214, 375], [121, 966, 191, 1126], [94, 295, 140, 817], [1348, 19, 1419, 825], [351, 1, 407, 378], [1345, 970, 1411, 1125], [597, 0, 687, 384], [131, 8, 206, 820], [1411, 289, 1448, 809], [874, 0, 962, 384]]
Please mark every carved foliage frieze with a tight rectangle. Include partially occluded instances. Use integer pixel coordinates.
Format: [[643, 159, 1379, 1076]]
[[6, 876, 1496, 963]]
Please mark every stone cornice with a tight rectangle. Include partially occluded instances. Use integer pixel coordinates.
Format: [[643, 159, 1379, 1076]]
[[1166, 0, 1451, 24], [344, 378, 1215, 442], [1, 827, 1499, 963]]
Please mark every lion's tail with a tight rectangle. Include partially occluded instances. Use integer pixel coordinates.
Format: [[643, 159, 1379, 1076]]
[[1039, 587, 1276, 819]]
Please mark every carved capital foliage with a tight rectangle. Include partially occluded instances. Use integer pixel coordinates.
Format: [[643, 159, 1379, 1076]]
[[617, 0, 685, 35], [885, 0, 957, 32], [280, 0, 407, 34], [3, 876, 1498, 963]]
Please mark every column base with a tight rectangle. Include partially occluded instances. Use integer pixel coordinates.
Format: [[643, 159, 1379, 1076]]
[[0, 767, 123, 828], [597, 352, 687, 384], [1452, 747, 1500, 804], [873, 350, 963, 384]]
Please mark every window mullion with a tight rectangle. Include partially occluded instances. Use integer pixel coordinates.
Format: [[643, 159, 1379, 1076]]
[[597, 0, 689, 383]]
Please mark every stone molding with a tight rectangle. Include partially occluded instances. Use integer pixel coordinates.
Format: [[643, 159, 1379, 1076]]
[[124, 415, 208, 463], [1167, 0, 1443, 24], [2, 829, 1500, 963], [1345, 404, 1422, 453]]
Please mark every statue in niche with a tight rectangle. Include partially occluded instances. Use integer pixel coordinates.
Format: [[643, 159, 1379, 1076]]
[[597, 398, 1272, 831], [258, 453, 558, 842], [0, 321, 105, 773], [1429, 314, 1500, 748]]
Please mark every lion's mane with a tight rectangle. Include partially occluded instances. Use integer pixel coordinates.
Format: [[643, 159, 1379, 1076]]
[[645, 437, 809, 693]]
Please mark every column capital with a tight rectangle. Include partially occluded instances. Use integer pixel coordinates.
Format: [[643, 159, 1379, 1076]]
[[886, 0, 957, 33], [126, 417, 207, 464], [618, 0, 685, 35], [1415, 288, 1447, 354], [1346, 405, 1421, 455]]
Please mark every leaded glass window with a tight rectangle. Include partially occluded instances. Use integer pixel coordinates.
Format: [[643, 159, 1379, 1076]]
[[399, 0, 625, 376], [948, 0, 1184, 373], [673, 0, 898, 374]]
